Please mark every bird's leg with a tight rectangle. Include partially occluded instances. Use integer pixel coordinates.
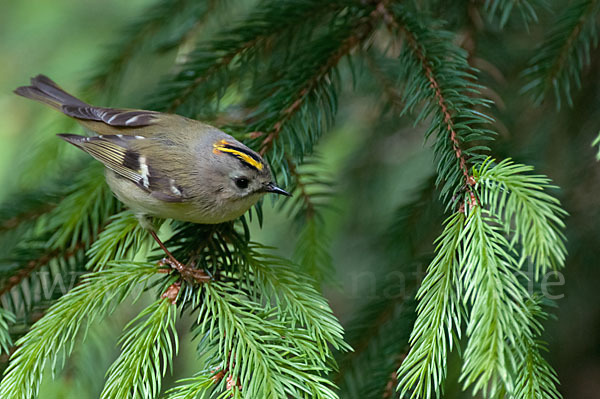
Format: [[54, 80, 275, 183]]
[[149, 230, 211, 283]]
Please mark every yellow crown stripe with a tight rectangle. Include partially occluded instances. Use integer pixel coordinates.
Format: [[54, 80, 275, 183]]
[[213, 140, 264, 171]]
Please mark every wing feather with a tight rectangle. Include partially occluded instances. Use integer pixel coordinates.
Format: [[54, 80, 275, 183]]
[[61, 106, 159, 127], [57, 134, 185, 202]]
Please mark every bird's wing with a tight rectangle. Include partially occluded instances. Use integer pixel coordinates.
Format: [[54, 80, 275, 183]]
[[58, 133, 186, 202], [61, 106, 160, 127]]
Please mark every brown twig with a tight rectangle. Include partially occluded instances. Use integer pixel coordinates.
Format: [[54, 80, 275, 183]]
[[544, 0, 597, 96], [0, 243, 86, 297], [168, 3, 347, 114], [382, 352, 407, 399], [166, 39, 259, 113], [378, 2, 478, 208], [0, 204, 56, 233], [259, 3, 387, 155]]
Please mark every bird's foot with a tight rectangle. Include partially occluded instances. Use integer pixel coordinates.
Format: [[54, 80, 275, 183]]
[[158, 257, 212, 283]]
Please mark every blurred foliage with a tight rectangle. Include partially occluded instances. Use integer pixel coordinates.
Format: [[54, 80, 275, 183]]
[[0, 0, 599, 398]]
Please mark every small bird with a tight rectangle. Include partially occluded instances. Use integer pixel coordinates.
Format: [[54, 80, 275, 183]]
[[15, 75, 290, 280]]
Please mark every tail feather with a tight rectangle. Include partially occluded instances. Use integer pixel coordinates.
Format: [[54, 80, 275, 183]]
[[15, 75, 160, 129], [14, 74, 88, 110]]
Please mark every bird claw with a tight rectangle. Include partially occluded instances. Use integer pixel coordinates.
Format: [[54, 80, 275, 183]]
[[158, 257, 212, 283]]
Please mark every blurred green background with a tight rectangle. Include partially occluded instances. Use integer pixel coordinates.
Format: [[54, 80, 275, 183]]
[[1, 0, 600, 398]]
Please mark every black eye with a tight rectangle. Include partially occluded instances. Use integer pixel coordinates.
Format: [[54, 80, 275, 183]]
[[235, 177, 249, 189]]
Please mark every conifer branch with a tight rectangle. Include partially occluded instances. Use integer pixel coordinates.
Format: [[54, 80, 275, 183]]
[[482, 0, 546, 28], [194, 281, 340, 398], [85, 0, 218, 97], [240, 245, 347, 353], [390, 9, 476, 204], [384, 4, 494, 206], [101, 298, 178, 399], [512, 297, 561, 399], [257, 3, 383, 156], [283, 157, 335, 283], [474, 158, 567, 277], [459, 206, 530, 397], [148, 0, 348, 115], [0, 262, 160, 399], [397, 212, 465, 399], [523, 0, 600, 108], [85, 211, 148, 271], [165, 372, 216, 399], [0, 243, 84, 298], [0, 309, 15, 356]]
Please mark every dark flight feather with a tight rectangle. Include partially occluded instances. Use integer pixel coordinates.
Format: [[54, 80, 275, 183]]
[[57, 133, 185, 202], [14, 74, 158, 127]]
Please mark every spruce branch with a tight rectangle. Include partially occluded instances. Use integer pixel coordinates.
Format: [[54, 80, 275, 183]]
[[512, 297, 561, 399], [256, 12, 375, 155], [85, 211, 148, 271], [0, 241, 85, 299], [194, 281, 340, 398], [283, 157, 335, 284], [174, 243, 348, 398], [387, 4, 495, 206], [459, 206, 531, 397], [147, 0, 349, 115], [0, 309, 15, 356], [240, 244, 348, 355], [1, 231, 87, 327], [84, 0, 219, 97], [1, 163, 121, 323], [164, 372, 216, 399], [46, 162, 119, 250], [396, 212, 465, 399], [101, 298, 178, 399], [474, 158, 567, 277], [482, 0, 547, 28], [0, 261, 160, 399], [522, 0, 600, 108]]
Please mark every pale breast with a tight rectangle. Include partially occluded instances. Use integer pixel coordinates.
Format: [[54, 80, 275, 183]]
[[105, 170, 260, 224]]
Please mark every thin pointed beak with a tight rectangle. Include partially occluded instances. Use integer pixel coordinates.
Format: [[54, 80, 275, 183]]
[[265, 183, 291, 196]]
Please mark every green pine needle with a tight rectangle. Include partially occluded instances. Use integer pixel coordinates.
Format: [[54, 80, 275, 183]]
[[85, 211, 148, 271], [522, 0, 600, 108], [100, 298, 178, 399], [0, 262, 159, 399], [397, 212, 465, 399], [474, 158, 568, 278], [0, 308, 15, 355]]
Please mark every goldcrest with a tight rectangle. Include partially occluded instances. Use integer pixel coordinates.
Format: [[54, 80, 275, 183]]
[[15, 75, 290, 229]]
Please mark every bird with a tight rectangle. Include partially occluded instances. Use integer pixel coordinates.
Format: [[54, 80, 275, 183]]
[[14, 75, 290, 281]]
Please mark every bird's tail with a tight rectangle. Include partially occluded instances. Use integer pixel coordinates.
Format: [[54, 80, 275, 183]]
[[14, 74, 88, 110]]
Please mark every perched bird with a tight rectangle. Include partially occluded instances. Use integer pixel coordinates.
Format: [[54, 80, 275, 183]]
[[15, 75, 289, 280]]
